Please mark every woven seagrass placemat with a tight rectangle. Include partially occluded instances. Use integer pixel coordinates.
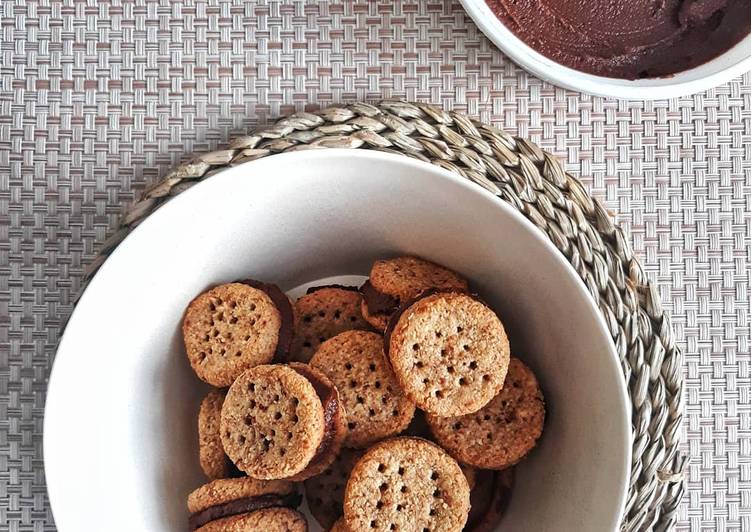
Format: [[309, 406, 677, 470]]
[[1, 1, 750, 531]]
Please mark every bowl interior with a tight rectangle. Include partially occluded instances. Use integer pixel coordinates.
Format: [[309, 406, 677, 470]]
[[44, 149, 630, 531], [459, 0, 751, 99]]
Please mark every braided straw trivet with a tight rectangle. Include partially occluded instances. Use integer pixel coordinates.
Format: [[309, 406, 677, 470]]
[[80, 100, 686, 532]]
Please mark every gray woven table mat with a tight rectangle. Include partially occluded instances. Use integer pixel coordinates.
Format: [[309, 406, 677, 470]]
[[0, 1, 749, 531]]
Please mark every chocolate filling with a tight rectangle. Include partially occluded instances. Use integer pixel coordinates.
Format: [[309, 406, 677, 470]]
[[289, 364, 343, 477], [237, 278, 295, 362], [305, 284, 360, 295], [188, 491, 302, 530], [359, 280, 400, 316]]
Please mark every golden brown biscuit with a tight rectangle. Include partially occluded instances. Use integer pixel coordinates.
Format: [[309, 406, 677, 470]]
[[187, 477, 302, 531], [198, 390, 234, 480], [310, 330, 415, 448], [292, 286, 372, 362], [195, 507, 307, 532], [360, 256, 468, 330], [343, 437, 470, 532], [304, 448, 364, 530], [359, 296, 391, 331], [285, 362, 348, 482], [183, 283, 282, 387], [387, 291, 510, 416], [188, 477, 297, 514], [426, 357, 545, 470], [220, 365, 325, 479]]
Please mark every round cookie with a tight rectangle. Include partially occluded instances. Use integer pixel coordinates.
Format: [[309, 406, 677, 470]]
[[198, 390, 235, 480], [285, 362, 348, 482], [183, 283, 283, 387], [292, 286, 372, 362], [387, 291, 510, 417], [238, 278, 297, 362], [188, 477, 297, 514], [187, 477, 302, 531], [220, 364, 325, 479], [304, 448, 364, 530], [310, 330, 415, 448], [370, 257, 469, 301], [426, 357, 545, 470], [196, 508, 307, 532], [343, 437, 470, 532], [361, 256, 468, 330]]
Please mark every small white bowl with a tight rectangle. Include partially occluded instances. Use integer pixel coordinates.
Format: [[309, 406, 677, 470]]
[[44, 150, 630, 531], [460, 0, 751, 99]]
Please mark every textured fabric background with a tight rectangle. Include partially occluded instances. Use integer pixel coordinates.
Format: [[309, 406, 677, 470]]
[[0, 0, 749, 530]]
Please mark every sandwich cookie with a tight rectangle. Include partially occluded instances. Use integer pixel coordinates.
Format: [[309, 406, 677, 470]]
[[343, 437, 470, 532], [292, 285, 372, 362], [426, 357, 545, 469], [187, 477, 305, 531], [310, 330, 415, 448], [387, 291, 510, 417], [220, 363, 347, 481], [304, 447, 364, 530], [198, 390, 238, 480], [360, 256, 468, 331], [238, 278, 296, 362], [183, 280, 295, 387]]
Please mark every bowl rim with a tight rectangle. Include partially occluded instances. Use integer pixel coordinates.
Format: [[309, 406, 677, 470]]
[[44, 148, 632, 531], [459, 0, 751, 100]]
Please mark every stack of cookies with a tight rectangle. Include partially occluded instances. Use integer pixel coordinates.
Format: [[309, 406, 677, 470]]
[[182, 257, 546, 532]]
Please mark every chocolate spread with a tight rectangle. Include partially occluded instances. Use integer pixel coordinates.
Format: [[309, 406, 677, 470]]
[[487, 0, 751, 78], [188, 492, 302, 530], [238, 279, 295, 361]]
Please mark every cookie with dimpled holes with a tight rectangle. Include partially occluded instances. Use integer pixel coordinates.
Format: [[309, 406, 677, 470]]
[[220, 365, 327, 480], [310, 330, 415, 448], [292, 286, 372, 362], [343, 437, 470, 532], [426, 357, 545, 470], [183, 282, 291, 387], [304, 447, 364, 530], [360, 256, 468, 330], [285, 362, 348, 482], [198, 390, 236, 480], [387, 291, 510, 417]]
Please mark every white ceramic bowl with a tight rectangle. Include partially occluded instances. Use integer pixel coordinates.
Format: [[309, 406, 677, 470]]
[[460, 0, 751, 99], [44, 150, 631, 531]]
